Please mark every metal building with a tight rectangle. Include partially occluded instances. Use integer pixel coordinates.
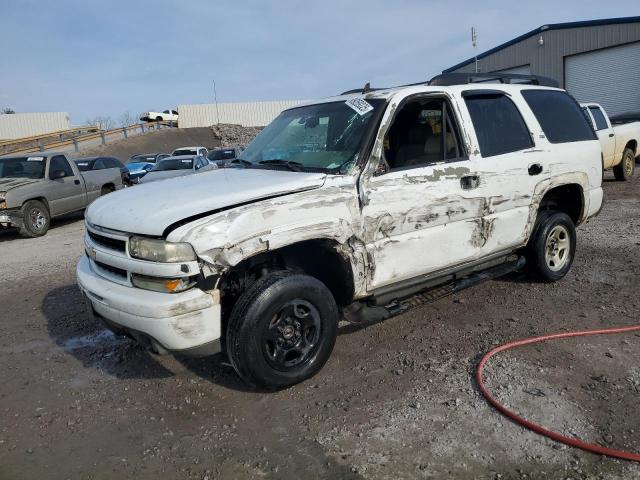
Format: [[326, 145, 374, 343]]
[[0, 112, 70, 140], [443, 16, 640, 116], [178, 100, 308, 128]]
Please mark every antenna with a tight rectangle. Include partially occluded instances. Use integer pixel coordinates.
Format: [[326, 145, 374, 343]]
[[471, 27, 479, 73]]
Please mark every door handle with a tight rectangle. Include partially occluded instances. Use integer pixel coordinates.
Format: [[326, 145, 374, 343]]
[[460, 175, 480, 190], [528, 163, 543, 176], [608, 133, 614, 137], [74, 179, 80, 185]]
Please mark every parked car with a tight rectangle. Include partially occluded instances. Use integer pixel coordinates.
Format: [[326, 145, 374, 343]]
[[581, 103, 640, 180], [75, 156, 131, 187], [138, 155, 217, 184], [610, 111, 640, 126], [207, 147, 242, 167], [125, 161, 155, 184], [0, 153, 123, 237], [129, 153, 170, 164], [140, 110, 178, 122], [78, 74, 603, 389], [171, 146, 209, 157]]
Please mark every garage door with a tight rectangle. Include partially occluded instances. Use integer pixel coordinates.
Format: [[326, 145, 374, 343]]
[[565, 41, 640, 116], [492, 65, 532, 75]]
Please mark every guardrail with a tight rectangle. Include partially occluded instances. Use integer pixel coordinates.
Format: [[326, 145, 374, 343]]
[[1, 121, 177, 156]]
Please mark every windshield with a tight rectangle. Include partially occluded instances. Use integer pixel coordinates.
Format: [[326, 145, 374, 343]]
[[172, 149, 198, 156], [127, 162, 152, 170], [0, 156, 46, 179], [238, 99, 384, 172], [208, 149, 236, 160], [130, 155, 157, 163], [153, 158, 193, 171]]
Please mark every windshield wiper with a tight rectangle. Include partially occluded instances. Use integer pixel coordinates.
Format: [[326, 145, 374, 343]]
[[258, 159, 303, 172]]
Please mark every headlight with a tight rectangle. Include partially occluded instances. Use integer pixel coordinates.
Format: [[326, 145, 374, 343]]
[[128, 236, 197, 263], [0, 191, 6, 209], [131, 274, 196, 293]]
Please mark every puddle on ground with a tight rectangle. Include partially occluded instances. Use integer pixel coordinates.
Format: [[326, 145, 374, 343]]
[[61, 329, 123, 351]]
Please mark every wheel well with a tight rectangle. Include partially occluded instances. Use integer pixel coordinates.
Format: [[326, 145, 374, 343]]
[[538, 184, 583, 225], [625, 140, 637, 155], [218, 239, 355, 315], [23, 197, 50, 212], [101, 183, 115, 193]]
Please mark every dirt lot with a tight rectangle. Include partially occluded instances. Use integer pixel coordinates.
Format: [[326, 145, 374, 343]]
[[1, 172, 639, 480]]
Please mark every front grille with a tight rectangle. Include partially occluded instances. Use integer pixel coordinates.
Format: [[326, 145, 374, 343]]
[[94, 260, 127, 280], [88, 231, 127, 252]]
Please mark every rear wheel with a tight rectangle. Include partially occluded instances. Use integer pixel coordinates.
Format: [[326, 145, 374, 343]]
[[226, 271, 339, 390], [100, 185, 115, 196], [525, 211, 576, 282], [613, 148, 635, 181], [18, 200, 50, 237]]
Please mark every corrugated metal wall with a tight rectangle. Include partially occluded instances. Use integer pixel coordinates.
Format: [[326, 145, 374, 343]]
[[448, 22, 640, 88], [0, 112, 70, 140], [177, 100, 308, 128]]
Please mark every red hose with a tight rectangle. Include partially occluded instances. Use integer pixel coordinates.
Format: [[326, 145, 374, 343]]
[[476, 324, 640, 462]]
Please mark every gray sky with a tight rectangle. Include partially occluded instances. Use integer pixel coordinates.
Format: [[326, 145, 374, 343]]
[[1, 0, 637, 124]]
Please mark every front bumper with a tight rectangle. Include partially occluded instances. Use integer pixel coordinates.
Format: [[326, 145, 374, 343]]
[[76, 255, 222, 356], [0, 208, 21, 228]]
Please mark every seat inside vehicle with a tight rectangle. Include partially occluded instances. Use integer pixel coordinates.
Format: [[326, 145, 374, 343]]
[[385, 99, 460, 169]]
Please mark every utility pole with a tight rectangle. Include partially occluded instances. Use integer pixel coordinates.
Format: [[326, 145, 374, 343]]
[[471, 27, 479, 73], [213, 79, 221, 125]]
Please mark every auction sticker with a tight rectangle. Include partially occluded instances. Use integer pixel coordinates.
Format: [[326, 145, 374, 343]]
[[345, 97, 374, 116], [27, 156, 44, 161]]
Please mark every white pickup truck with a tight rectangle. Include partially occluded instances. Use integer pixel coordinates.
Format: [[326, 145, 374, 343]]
[[78, 74, 603, 389], [581, 103, 639, 180], [139, 109, 179, 123]]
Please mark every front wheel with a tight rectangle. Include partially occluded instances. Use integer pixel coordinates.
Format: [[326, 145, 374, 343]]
[[18, 199, 51, 237], [525, 211, 576, 282], [226, 271, 339, 390], [613, 148, 635, 181]]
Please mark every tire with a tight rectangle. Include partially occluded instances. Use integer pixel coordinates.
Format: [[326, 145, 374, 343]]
[[155, 116, 163, 122], [613, 148, 635, 181], [525, 211, 576, 282], [100, 185, 115, 196], [18, 199, 51, 238], [226, 271, 339, 390]]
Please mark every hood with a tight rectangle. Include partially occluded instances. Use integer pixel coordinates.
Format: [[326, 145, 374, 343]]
[[0, 178, 42, 191], [138, 170, 192, 183], [87, 168, 327, 236]]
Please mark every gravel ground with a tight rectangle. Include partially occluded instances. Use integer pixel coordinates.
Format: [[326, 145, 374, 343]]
[[0, 171, 639, 479]]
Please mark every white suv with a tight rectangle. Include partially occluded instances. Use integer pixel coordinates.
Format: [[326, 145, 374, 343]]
[[78, 73, 603, 389]]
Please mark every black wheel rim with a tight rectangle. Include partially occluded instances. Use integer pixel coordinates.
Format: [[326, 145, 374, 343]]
[[262, 299, 322, 371]]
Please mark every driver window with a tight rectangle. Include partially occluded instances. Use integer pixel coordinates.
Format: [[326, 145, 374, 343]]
[[383, 98, 462, 171], [49, 156, 74, 178]]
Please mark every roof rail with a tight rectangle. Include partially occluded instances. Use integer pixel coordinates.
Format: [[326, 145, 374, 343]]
[[429, 72, 559, 88], [340, 82, 388, 95]]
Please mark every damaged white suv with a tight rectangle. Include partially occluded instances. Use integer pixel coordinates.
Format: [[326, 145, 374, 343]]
[[77, 73, 603, 389]]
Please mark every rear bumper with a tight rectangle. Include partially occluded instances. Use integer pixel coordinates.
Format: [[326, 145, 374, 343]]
[[76, 255, 222, 356]]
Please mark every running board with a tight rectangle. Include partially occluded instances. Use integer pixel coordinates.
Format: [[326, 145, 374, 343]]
[[344, 255, 526, 324]]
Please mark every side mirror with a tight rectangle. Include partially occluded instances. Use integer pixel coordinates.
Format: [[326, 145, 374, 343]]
[[51, 170, 66, 180]]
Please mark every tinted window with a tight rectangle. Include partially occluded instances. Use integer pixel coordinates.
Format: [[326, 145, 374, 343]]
[[94, 158, 107, 169], [581, 107, 595, 131], [75, 159, 95, 172], [153, 158, 194, 171], [521, 90, 595, 143], [50, 156, 74, 178], [106, 158, 124, 168], [589, 106, 608, 131], [208, 149, 237, 160], [464, 94, 533, 157]]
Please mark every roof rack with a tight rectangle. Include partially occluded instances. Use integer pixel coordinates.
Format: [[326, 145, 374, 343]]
[[340, 82, 388, 95], [428, 72, 559, 88]]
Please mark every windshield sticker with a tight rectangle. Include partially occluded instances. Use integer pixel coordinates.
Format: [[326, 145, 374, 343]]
[[27, 156, 44, 162], [345, 98, 374, 116], [181, 160, 192, 163]]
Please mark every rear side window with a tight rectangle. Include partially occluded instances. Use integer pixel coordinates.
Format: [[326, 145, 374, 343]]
[[464, 94, 533, 158], [521, 90, 595, 143], [94, 158, 107, 170], [588, 106, 608, 131]]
